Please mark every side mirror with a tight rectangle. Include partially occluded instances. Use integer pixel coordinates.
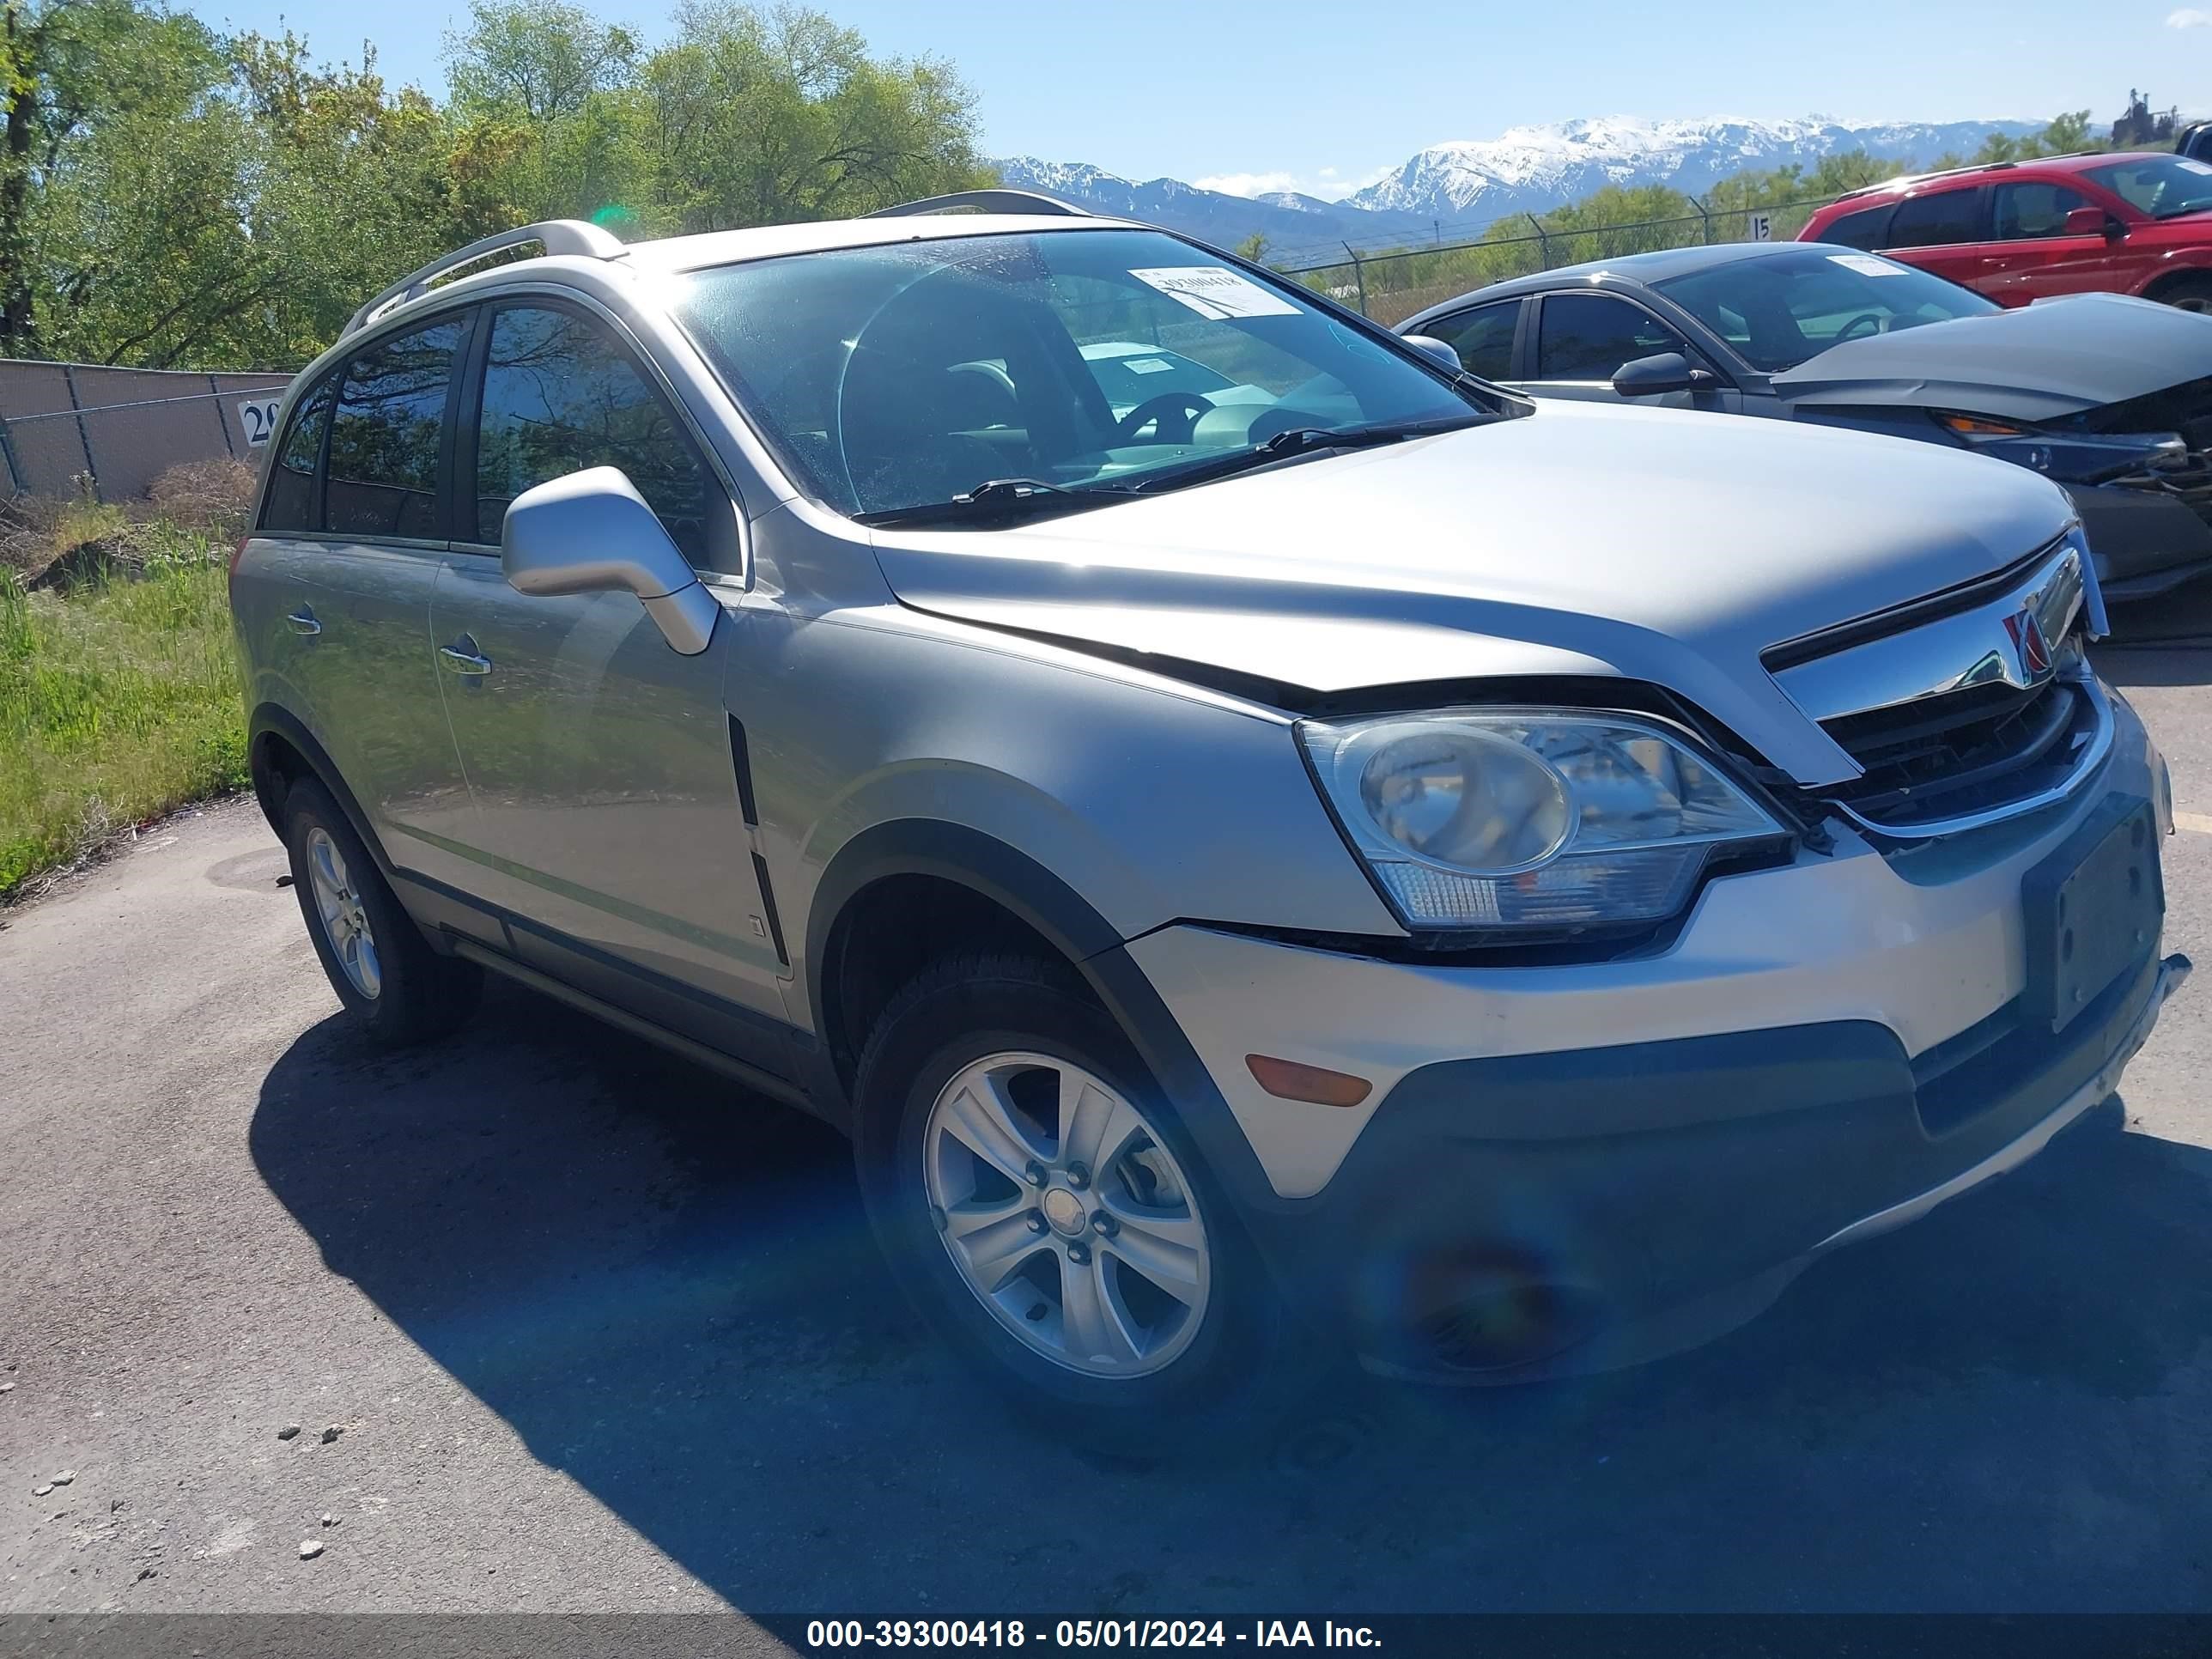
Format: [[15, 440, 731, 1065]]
[[1402, 334, 1464, 374], [501, 466, 718, 656], [1612, 351, 1717, 398], [2062, 205, 2124, 240]]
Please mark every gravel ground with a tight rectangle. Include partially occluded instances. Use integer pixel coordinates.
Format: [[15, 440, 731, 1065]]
[[3, 627, 2210, 1624]]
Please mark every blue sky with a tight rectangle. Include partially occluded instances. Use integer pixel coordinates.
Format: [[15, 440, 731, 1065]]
[[184, 0, 2209, 198]]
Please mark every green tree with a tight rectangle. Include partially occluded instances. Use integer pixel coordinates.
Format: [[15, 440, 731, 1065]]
[[0, 0, 230, 354], [444, 0, 635, 124], [630, 2, 990, 233]]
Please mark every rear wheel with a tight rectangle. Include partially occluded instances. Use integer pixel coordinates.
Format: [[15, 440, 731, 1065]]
[[854, 953, 1313, 1451], [281, 778, 481, 1047]]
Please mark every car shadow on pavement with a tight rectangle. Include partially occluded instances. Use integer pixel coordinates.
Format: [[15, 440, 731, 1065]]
[[250, 979, 2212, 1613]]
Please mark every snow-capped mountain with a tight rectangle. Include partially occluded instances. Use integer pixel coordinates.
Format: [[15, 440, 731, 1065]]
[[995, 113, 2049, 261], [1346, 115, 2045, 221], [993, 157, 1435, 251]]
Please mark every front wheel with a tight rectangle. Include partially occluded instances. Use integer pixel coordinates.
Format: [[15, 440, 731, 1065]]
[[853, 954, 1312, 1451], [2154, 274, 2212, 313]]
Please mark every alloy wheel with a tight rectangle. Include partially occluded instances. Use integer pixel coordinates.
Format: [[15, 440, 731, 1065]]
[[305, 827, 381, 1000], [922, 1051, 1211, 1377]]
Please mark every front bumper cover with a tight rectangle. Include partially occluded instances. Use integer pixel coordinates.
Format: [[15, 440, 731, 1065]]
[[1328, 947, 2186, 1382], [1117, 696, 2178, 1382]]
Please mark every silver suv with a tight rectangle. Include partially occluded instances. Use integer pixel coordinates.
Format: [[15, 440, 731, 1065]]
[[233, 192, 2187, 1443]]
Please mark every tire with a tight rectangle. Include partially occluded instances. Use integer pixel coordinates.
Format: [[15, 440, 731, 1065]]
[[852, 952, 1317, 1454], [2154, 274, 2212, 314], [280, 777, 481, 1047]]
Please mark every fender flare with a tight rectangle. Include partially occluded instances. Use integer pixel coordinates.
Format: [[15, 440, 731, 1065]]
[[246, 703, 394, 878], [2142, 256, 2212, 300], [805, 819, 1287, 1212]]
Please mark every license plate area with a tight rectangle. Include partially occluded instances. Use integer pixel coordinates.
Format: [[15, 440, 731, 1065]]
[[2023, 798, 2161, 1035]]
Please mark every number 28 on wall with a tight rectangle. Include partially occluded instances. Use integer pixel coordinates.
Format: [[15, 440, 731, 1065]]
[[237, 398, 283, 448]]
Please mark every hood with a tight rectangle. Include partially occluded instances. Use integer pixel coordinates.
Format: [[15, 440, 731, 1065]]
[[1769, 291, 2212, 422], [869, 401, 2075, 785]]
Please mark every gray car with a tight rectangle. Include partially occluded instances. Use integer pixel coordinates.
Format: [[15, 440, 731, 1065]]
[[232, 195, 2186, 1447], [1398, 242, 2212, 600]]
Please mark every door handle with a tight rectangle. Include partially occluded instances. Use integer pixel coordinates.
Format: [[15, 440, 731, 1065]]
[[441, 640, 492, 676], [284, 607, 321, 636]]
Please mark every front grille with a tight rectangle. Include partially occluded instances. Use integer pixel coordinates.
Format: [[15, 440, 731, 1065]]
[[2057, 378, 2212, 524], [2110, 452, 2212, 526], [1821, 669, 2099, 835], [1770, 539, 2103, 838]]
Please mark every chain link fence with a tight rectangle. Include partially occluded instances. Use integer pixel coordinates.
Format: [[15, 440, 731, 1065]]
[[0, 362, 293, 503], [1276, 196, 1844, 326]]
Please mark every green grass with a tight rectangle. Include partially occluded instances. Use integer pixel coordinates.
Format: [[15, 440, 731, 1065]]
[[0, 528, 247, 899]]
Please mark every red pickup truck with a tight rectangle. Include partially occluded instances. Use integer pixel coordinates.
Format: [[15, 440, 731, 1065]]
[[1798, 151, 2212, 311]]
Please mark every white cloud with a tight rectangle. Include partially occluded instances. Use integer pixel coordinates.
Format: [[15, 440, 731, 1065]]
[[1191, 163, 1393, 204], [2168, 8, 2212, 27], [1193, 170, 1305, 199]]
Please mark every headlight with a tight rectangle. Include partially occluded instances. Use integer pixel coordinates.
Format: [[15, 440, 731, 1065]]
[[1300, 708, 1788, 933]]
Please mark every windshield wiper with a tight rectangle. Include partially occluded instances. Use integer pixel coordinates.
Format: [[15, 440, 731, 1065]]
[[854, 477, 1133, 529], [1125, 417, 1473, 495]]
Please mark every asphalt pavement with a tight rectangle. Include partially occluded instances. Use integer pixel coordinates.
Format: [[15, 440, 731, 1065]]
[[3, 619, 2212, 1621]]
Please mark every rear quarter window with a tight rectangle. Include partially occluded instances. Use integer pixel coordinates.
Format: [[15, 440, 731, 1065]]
[[1419, 300, 1521, 380], [1814, 204, 1895, 252], [260, 376, 334, 535]]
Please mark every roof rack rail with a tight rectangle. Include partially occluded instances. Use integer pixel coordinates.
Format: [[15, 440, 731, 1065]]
[[1838, 151, 2100, 202], [342, 219, 627, 338], [864, 188, 1091, 219]]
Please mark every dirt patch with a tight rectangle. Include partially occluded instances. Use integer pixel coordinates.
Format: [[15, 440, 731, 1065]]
[[3, 458, 252, 591]]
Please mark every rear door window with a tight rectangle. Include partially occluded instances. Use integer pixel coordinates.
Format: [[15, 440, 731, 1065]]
[[1420, 299, 1522, 380], [473, 306, 716, 562], [260, 375, 334, 534], [1885, 187, 1988, 249], [1534, 293, 1686, 382], [325, 318, 465, 539]]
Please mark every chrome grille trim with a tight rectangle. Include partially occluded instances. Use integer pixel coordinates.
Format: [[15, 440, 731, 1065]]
[[1771, 544, 2086, 728], [1828, 671, 2114, 840]]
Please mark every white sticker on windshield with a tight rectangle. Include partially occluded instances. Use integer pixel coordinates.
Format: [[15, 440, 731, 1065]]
[[1829, 252, 1908, 276], [1129, 266, 1300, 319], [1121, 357, 1174, 374]]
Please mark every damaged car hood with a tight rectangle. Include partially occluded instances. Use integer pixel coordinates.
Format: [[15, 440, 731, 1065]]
[[1770, 291, 2212, 423], [868, 399, 2075, 785]]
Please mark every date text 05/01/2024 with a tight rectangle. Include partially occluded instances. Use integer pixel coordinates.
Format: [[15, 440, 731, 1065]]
[[803, 1620, 1384, 1649]]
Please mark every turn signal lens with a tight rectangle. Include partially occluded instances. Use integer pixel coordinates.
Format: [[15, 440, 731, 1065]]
[[1245, 1054, 1373, 1108], [1936, 412, 2028, 440]]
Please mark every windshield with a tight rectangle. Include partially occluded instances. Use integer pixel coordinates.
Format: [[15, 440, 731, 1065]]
[[1655, 247, 2000, 372], [2084, 154, 2212, 221], [672, 228, 1480, 520]]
